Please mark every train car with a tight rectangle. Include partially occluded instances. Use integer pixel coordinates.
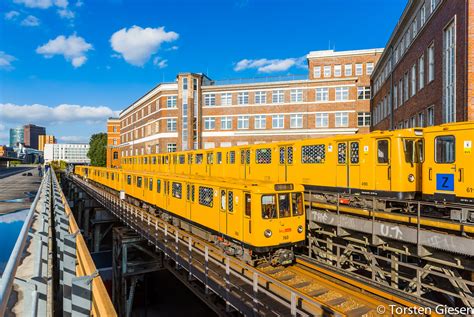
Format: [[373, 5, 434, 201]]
[[422, 122, 474, 204], [75, 166, 306, 265]]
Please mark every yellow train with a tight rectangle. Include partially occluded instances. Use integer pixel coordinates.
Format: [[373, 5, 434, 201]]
[[119, 122, 474, 212], [75, 166, 306, 265]]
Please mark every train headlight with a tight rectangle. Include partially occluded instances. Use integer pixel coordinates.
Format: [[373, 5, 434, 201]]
[[297, 225, 303, 233], [408, 174, 415, 182], [264, 229, 272, 238]]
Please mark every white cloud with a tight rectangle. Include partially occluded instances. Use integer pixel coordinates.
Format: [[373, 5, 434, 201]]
[[36, 34, 93, 68], [234, 56, 306, 73], [75, 0, 83, 7], [0, 103, 119, 124], [0, 52, 17, 71], [21, 15, 40, 26], [5, 11, 20, 20], [0, 123, 5, 131], [110, 26, 178, 66], [57, 8, 74, 19], [54, 0, 69, 8], [153, 57, 167, 69], [13, 0, 53, 9], [58, 135, 88, 143]]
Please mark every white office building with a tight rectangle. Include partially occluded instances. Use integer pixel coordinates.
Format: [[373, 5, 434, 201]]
[[44, 143, 90, 164]]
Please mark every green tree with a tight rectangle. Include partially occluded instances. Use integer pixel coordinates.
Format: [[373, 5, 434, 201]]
[[87, 133, 107, 166]]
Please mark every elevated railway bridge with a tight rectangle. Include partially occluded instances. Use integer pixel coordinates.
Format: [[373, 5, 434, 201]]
[[1, 167, 473, 316]]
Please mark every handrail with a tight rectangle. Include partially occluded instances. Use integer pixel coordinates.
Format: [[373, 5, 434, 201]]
[[0, 170, 46, 315], [52, 171, 117, 316]]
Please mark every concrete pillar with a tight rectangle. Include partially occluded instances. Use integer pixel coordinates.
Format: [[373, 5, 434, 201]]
[[93, 223, 101, 253]]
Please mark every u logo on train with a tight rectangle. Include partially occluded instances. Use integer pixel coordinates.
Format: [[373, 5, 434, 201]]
[[75, 122, 474, 266]]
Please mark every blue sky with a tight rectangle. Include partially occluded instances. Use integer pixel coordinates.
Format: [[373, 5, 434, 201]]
[[0, 0, 407, 145]]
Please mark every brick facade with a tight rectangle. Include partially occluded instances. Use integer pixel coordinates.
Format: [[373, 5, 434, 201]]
[[116, 49, 382, 156], [106, 118, 121, 168], [371, 0, 471, 130]]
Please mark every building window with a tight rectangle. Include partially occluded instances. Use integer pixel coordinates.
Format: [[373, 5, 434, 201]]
[[366, 63, 374, 75], [313, 66, 321, 78], [418, 112, 425, 127], [344, 64, 352, 76], [411, 64, 416, 97], [290, 114, 303, 128], [204, 94, 215, 106], [167, 96, 177, 108], [290, 89, 303, 102], [428, 44, 435, 82], [421, 3, 426, 25], [335, 87, 349, 101], [221, 117, 232, 130], [412, 19, 417, 39], [357, 112, 371, 127], [357, 86, 371, 100], [167, 143, 177, 153], [204, 117, 215, 130], [315, 88, 329, 101], [393, 84, 398, 109], [430, 0, 436, 13], [271, 90, 284, 103], [355, 63, 363, 75], [272, 115, 284, 129], [399, 78, 403, 106], [254, 115, 266, 129], [335, 112, 349, 127], [444, 21, 455, 123], [238, 92, 249, 105], [316, 113, 328, 127], [237, 116, 249, 129], [419, 54, 425, 90], [167, 119, 177, 132], [427, 106, 435, 126], [323, 66, 331, 77], [334, 65, 341, 77], [221, 93, 232, 106], [404, 72, 409, 102], [255, 91, 266, 104]]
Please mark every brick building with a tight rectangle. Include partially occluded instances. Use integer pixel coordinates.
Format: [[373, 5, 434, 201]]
[[118, 48, 382, 156], [371, 0, 474, 130], [106, 118, 121, 168], [24, 124, 46, 150]]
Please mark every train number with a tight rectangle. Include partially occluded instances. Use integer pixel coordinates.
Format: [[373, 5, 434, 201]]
[[282, 235, 289, 240]]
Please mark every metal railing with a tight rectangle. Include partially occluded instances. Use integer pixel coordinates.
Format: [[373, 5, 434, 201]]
[[208, 73, 308, 86], [0, 169, 45, 315]]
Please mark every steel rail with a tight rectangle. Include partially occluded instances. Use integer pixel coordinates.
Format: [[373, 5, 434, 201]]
[[0, 170, 46, 315]]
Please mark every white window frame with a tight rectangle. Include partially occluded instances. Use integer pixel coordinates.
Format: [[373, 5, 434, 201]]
[[366, 63, 374, 75], [335, 87, 349, 101], [316, 88, 329, 101], [316, 113, 329, 128], [335, 112, 349, 127], [221, 117, 232, 130], [272, 115, 284, 129], [344, 64, 352, 76], [443, 21, 456, 123], [204, 94, 215, 106], [221, 93, 232, 106], [313, 66, 321, 78], [238, 92, 249, 105], [290, 114, 303, 129], [411, 64, 416, 97], [290, 89, 303, 103], [254, 91, 266, 104], [167, 119, 177, 132], [272, 90, 284, 103], [237, 116, 249, 129], [355, 63, 363, 75], [419, 54, 425, 90], [323, 66, 331, 77], [166, 96, 177, 108], [254, 115, 266, 129], [334, 65, 342, 77], [428, 44, 435, 82], [167, 143, 177, 153], [427, 105, 435, 126], [357, 112, 371, 127], [204, 117, 215, 130]]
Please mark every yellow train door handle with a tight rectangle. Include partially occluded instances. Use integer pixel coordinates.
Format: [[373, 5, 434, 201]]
[[459, 168, 464, 182], [429, 168, 433, 180]]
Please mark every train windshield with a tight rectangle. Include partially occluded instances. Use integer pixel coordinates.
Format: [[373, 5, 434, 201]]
[[261, 195, 277, 219], [278, 194, 291, 218], [292, 193, 304, 216], [403, 139, 424, 163]]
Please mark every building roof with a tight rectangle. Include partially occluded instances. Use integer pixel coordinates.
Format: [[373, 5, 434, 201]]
[[307, 48, 384, 59]]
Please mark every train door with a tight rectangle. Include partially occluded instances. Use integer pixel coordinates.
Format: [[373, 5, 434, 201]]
[[226, 190, 241, 241], [426, 134, 457, 200], [163, 180, 170, 210], [375, 139, 391, 192], [239, 149, 251, 180], [336, 142, 349, 191], [277, 145, 294, 182], [206, 151, 213, 177], [348, 141, 361, 192], [242, 192, 251, 243], [219, 189, 228, 236]]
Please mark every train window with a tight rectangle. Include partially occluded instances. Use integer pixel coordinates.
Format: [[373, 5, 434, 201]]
[[152, 156, 157, 164], [187, 184, 190, 200], [149, 178, 153, 191], [338, 143, 347, 164], [173, 155, 177, 164], [207, 153, 214, 164], [196, 154, 203, 164], [292, 193, 304, 216], [417, 140, 424, 162], [217, 152, 222, 164], [240, 150, 245, 164], [127, 175, 131, 185], [246, 150, 250, 164], [350, 142, 359, 164], [279, 147, 285, 164], [172, 182, 182, 199], [228, 191, 234, 212], [435, 136, 455, 163], [106, 172, 109, 179], [156, 179, 161, 193], [188, 154, 193, 164], [261, 195, 277, 219], [377, 140, 389, 164], [111, 173, 114, 180], [278, 194, 291, 218], [220, 190, 226, 210], [164, 156, 169, 164], [403, 139, 419, 163], [229, 151, 235, 164], [137, 177, 142, 188], [245, 193, 251, 217], [288, 147, 293, 164], [199, 187, 214, 207], [191, 185, 195, 202], [256, 148, 272, 164], [144, 157, 148, 164], [179, 155, 185, 164], [302, 145, 326, 164]]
